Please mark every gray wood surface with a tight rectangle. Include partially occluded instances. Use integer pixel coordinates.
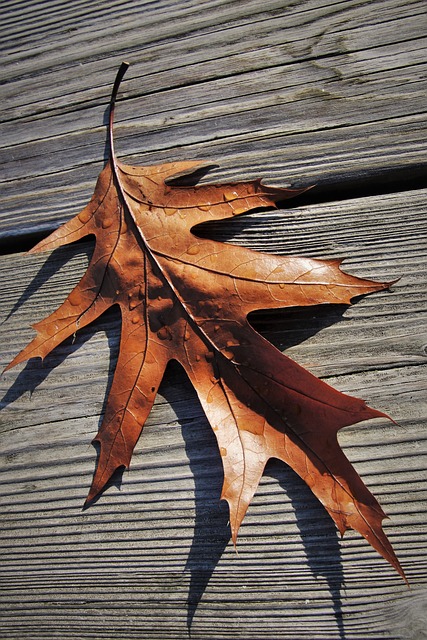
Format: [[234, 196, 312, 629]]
[[0, 1, 426, 638]]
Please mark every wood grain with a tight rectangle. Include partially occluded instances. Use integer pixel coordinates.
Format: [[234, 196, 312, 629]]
[[0, 0, 426, 638], [1, 188, 426, 639], [1, 0, 426, 242]]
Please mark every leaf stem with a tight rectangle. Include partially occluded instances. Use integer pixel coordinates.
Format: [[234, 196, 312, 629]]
[[109, 61, 130, 161]]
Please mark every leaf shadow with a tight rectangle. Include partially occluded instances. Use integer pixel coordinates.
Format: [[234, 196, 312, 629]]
[[160, 360, 231, 635], [160, 341, 348, 638], [249, 304, 348, 351], [0, 245, 90, 327], [265, 459, 347, 640], [0, 332, 91, 411], [1, 305, 121, 445]]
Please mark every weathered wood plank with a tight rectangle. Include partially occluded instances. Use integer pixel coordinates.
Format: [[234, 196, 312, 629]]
[[1, 0, 426, 242], [2, 0, 425, 86], [2, 113, 426, 248], [1, 188, 426, 639], [2, 3, 426, 127], [2, 56, 426, 177]]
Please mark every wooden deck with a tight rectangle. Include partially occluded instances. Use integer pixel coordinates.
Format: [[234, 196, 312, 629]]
[[1, 1, 426, 638]]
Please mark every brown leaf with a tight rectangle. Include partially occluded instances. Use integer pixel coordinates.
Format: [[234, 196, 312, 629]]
[[6, 63, 406, 583]]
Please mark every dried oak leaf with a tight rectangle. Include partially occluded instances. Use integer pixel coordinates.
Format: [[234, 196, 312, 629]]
[[6, 63, 406, 581]]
